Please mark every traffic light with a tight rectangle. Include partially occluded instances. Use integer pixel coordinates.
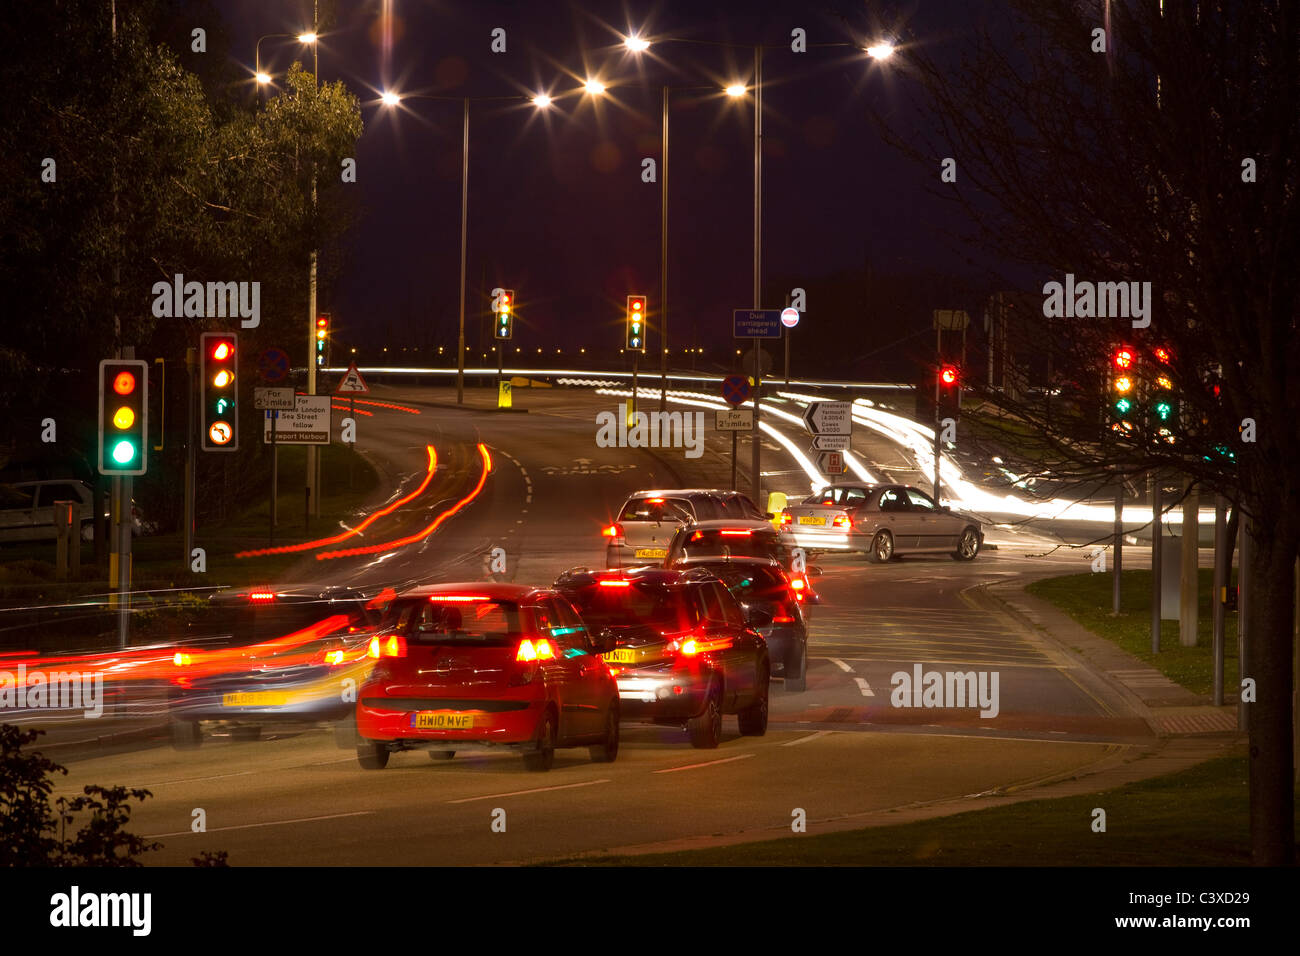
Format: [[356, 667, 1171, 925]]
[[626, 295, 646, 352], [937, 363, 960, 419], [1149, 345, 1178, 441], [201, 332, 238, 451], [1108, 345, 1137, 432], [97, 360, 148, 476], [494, 290, 514, 340], [316, 314, 330, 367]]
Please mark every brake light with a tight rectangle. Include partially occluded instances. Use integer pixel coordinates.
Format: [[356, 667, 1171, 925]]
[[367, 635, 406, 658], [324, 649, 345, 665], [719, 529, 752, 536], [428, 594, 489, 602], [780, 513, 793, 525], [646, 497, 664, 504], [790, 577, 806, 591], [516, 639, 556, 661], [679, 638, 699, 656], [602, 523, 624, 538], [772, 612, 795, 623], [173, 652, 192, 667], [598, 579, 631, 588], [249, 590, 275, 602], [832, 515, 852, 529]]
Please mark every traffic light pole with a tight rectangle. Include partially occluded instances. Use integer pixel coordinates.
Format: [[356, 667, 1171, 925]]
[[1150, 472, 1163, 653], [1112, 483, 1123, 615], [183, 347, 196, 570]]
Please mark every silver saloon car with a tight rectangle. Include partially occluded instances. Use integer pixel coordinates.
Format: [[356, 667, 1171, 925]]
[[780, 483, 983, 562]]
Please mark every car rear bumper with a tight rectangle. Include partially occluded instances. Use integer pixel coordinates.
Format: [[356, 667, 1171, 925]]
[[756, 625, 804, 673], [784, 528, 866, 551], [605, 543, 670, 568], [356, 693, 543, 745], [613, 665, 711, 721], [169, 688, 353, 724]]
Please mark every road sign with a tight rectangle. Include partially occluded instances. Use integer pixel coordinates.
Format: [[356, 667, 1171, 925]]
[[811, 434, 851, 451], [721, 375, 751, 407], [733, 309, 783, 339], [334, 362, 369, 394], [817, 451, 846, 475], [262, 394, 329, 444], [781, 307, 800, 329], [254, 387, 295, 410], [716, 408, 754, 431], [802, 401, 852, 436], [257, 347, 290, 383], [932, 309, 970, 330]]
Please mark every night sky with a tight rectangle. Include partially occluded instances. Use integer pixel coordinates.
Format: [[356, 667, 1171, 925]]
[[224, 0, 988, 367]]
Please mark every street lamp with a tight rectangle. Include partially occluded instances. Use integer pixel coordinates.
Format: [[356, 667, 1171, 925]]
[[379, 89, 553, 404], [254, 31, 316, 90], [865, 41, 895, 60]]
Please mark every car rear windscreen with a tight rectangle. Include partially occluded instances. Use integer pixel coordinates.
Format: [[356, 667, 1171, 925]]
[[563, 583, 692, 632], [387, 598, 522, 646], [672, 529, 782, 561], [618, 497, 692, 523], [189, 599, 367, 644], [713, 566, 790, 603]]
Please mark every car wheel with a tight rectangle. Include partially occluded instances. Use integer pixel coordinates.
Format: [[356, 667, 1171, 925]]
[[737, 665, 769, 736], [429, 751, 455, 761], [687, 682, 722, 749], [785, 644, 807, 693], [333, 713, 359, 749], [869, 530, 894, 563], [952, 527, 981, 561], [170, 718, 201, 751], [523, 710, 557, 772], [356, 740, 389, 770], [231, 725, 261, 742], [589, 703, 620, 763]]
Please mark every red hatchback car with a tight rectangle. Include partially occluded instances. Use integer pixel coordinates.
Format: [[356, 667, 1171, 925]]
[[354, 583, 619, 772]]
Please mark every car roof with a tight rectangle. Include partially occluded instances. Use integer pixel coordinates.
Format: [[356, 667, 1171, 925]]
[[555, 565, 720, 588], [210, 585, 373, 605], [671, 555, 785, 571], [627, 488, 719, 498], [395, 582, 549, 601]]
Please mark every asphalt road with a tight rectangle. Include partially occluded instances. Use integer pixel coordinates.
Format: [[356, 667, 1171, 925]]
[[44, 384, 1167, 864]]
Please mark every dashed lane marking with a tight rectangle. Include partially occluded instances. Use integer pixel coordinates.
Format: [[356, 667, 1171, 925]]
[[147, 810, 372, 839], [447, 779, 611, 804], [829, 657, 854, 673], [854, 678, 875, 697], [781, 730, 836, 747], [652, 754, 755, 774]]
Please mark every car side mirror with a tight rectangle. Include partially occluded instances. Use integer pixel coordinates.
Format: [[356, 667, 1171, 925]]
[[744, 606, 774, 628], [764, 511, 775, 520], [591, 628, 618, 653]]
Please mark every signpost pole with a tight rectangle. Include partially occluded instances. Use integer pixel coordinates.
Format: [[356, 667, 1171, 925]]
[[349, 394, 355, 489], [183, 346, 196, 572], [270, 411, 277, 545], [751, 335, 760, 507], [731, 431, 738, 491]]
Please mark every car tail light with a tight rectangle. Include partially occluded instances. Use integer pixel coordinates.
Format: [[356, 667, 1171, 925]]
[[367, 635, 406, 658], [719, 529, 752, 536], [598, 579, 631, 588], [780, 512, 793, 525], [173, 652, 192, 667], [249, 590, 276, 602], [772, 611, 795, 623], [602, 523, 624, 538], [832, 515, 852, 529], [516, 639, 556, 661], [428, 594, 489, 602], [324, 649, 345, 665]]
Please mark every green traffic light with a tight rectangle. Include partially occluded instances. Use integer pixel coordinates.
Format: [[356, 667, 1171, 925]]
[[1115, 398, 1131, 414], [1155, 402, 1172, 420], [111, 439, 136, 465]]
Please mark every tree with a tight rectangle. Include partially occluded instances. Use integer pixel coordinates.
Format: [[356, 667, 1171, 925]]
[[872, 1, 1298, 863]]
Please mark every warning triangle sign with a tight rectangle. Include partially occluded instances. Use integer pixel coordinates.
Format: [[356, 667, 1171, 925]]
[[334, 362, 370, 394]]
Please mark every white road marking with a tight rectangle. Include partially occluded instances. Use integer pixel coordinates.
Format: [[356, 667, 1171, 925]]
[[828, 657, 854, 673], [146, 810, 372, 839], [781, 730, 835, 747], [447, 779, 610, 804], [854, 677, 875, 697], [525, 494, 532, 504], [652, 754, 754, 774]]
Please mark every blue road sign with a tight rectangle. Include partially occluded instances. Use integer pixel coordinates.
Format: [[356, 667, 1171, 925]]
[[733, 309, 783, 339], [721, 375, 751, 407], [258, 348, 290, 382]]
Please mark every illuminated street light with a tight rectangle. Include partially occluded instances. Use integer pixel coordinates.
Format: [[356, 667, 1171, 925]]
[[297, 32, 318, 44], [624, 35, 650, 52], [724, 84, 747, 97], [532, 93, 552, 108], [381, 90, 401, 107], [584, 78, 606, 95], [255, 71, 272, 85], [866, 42, 895, 60]]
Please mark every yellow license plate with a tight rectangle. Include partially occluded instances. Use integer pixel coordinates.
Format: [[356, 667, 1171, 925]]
[[221, 691, 288, 707], [798, 516, 826, 526], [603, 648, 638, 664], [412, 712, 476, 730], [634, 548, 668, 559]]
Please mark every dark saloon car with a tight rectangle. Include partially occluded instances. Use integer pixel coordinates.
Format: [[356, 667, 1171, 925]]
[[700, 558, 809, 692], [554, 566, 770, 748]]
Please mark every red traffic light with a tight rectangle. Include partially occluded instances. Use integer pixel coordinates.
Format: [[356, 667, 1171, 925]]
[[112, 371, 136, 395], [317, 317, 328, 329], [1153, 346, 1171, 363], [1112, 347, 1134, 370], [940, 365, 958, 385], [211, 341, 232, 361]]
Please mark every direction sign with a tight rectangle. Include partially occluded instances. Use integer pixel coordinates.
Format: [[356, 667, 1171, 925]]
[[817, 451, 846, 476], [257, 348, 290, 383], [254, 387, 295, 411], [716, 408, 754, 431], [262, 395, 329, 444], [733, 309, 783, 339], [721, 375, 751, 407], [780, 307, 800, 329], [334, 362, 369, 394], [811, 434, 851, 451], [802, 401, 852, 436]]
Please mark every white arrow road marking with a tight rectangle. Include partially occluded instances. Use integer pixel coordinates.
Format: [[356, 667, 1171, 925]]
[[854, 678, 875, 697]]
